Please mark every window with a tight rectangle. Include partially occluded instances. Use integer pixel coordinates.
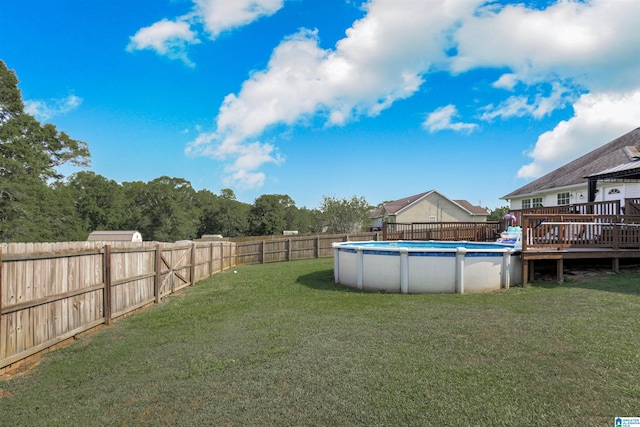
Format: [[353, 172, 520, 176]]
[[608, 188, 621, 194], [557, 192, 570, 205], [532, 197, 543, 207], [521, 199, 531, 209], [429, 215, 437, 222]]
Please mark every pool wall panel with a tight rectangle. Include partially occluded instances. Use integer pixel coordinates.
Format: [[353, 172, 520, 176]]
[[338, 251, 358, 287], [407, 256, 456, 293], [362, 253, 401, 292], [464, 256, 503, 293]]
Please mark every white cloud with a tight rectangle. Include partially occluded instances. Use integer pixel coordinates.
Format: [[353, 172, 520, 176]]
[[222, 141, 284, 188], [423, 104, 477, 133], [194, 0, 283, 39], [186, 0, 640, 188], [480, 82, 574, 121], [127, 0, 284, 65], [454, 0, 640, 91], [188, 0, 484, 188], [127, 19, 199, 67], [492, 73, 518, 91], [517, 90, 640, 179], [451, 0, 640, 180], [24, 94, 83, 121]]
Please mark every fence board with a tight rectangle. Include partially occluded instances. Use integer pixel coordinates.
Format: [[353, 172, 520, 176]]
[[234, 232, 380, 265], [2, 235, 388, 369], [0, 240, 232, 370]]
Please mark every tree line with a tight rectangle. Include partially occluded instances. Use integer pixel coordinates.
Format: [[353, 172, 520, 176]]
[[0, 60, 373, 243]]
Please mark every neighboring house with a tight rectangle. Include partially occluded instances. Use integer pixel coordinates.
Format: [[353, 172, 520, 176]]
[[87, 230, 143, 242], [370, 190, 488, 228], [502, 127, 640, 210]]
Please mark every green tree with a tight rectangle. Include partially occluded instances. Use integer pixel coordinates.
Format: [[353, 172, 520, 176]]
[[66, 171, 129, 232], [289, 206, 322, 234], [0, 60, 90, 242], [487, 205, 510, 221], [197, 189, 249, 237], [248, 194, 295, 236], [320, 195, 372, 233], [127, 177, 200, 242]]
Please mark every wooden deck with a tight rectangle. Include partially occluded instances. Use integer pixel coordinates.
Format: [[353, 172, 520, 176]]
[[521, 247, 640, 285], [520, 212, 640, 284]]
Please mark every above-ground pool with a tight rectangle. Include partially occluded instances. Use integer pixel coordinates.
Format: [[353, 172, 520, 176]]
[[332, 241, 522, 294]]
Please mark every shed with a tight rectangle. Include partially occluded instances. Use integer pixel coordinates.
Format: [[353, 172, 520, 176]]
[[87, 230, 143, 242]]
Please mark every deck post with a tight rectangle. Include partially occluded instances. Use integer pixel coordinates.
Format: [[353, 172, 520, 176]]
[[613, 218, 620, 250], [613, 258, 619, 273], [522, 258, 529, 287], [556, 258, 564, 284], [529, 260, 535, 283]]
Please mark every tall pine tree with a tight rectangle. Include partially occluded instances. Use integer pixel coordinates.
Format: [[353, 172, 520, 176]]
[[0, 60, 90, 242]]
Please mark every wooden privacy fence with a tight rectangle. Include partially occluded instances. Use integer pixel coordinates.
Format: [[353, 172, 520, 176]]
[[0, 240, 235, 370], [235, 232, 381, 265]]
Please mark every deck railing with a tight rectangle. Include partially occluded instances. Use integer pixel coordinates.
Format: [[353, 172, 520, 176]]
[[521, 214, 640, 251], [511, 200, 622, 225], [382, 222, 500, 242]]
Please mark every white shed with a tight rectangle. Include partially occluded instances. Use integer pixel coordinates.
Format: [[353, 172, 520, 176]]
[[87, 230, 143, 242]]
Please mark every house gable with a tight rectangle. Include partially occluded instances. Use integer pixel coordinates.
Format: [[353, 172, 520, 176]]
[[370, 191, 487, 225], [503, 127, 640, 207]]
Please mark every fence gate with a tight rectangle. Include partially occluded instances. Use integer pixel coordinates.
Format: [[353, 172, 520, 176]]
[[158, 245, 193, 298]]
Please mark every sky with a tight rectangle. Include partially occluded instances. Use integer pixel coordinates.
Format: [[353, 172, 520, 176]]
[[2, 0, 640, 210]]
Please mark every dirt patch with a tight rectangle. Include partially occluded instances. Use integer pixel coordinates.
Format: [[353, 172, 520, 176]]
[[534, 261, 640, 283], [0, 355, 42, 381]]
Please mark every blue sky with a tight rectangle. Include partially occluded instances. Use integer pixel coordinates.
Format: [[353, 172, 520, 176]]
[[2, 0, 640, 210]]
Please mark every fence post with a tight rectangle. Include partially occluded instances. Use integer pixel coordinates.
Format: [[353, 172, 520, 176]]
[[221, 243, 225, 272], [103, 245, 112, 326], [209, 243, 214, 277], [316, 236, 320, 258], [155, 244, 162, 303], [287, 238, 292, 261], [261, 240, 265, 264], [0, 247, 3, 359], [190, 243, 197, 285]]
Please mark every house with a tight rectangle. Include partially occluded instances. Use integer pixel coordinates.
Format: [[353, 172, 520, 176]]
[[502, 127, 640, 210], [370, 190, 488, 228], [87, 230, 143, 242]]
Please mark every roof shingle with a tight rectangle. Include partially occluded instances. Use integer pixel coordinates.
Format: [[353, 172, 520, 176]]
[[502, 127, 640, 199]]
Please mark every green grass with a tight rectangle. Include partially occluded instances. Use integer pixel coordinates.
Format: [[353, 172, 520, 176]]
[[1, 258, 639, 426]]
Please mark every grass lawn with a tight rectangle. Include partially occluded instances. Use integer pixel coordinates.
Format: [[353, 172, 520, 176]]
[[1, 258, 639, 426]]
